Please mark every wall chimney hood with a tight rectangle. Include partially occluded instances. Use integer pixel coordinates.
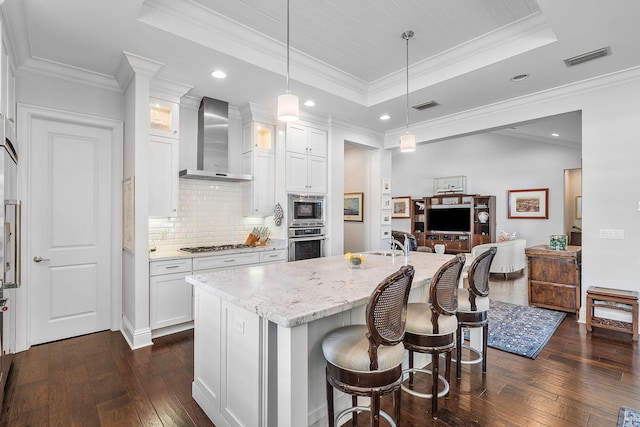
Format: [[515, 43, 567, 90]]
[[179, 97, 252, 182]]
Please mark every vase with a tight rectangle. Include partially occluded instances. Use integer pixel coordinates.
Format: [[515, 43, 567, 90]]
[[477, 211, 489, 223]]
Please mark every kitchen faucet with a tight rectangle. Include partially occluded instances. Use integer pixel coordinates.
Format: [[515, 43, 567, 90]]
[[390, 234, 410, 261]]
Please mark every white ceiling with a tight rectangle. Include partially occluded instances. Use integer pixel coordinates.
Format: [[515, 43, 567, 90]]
[[4, 0, 639, 142]]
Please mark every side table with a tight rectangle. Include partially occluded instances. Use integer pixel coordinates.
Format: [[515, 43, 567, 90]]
[[586, 286, 638, 342]]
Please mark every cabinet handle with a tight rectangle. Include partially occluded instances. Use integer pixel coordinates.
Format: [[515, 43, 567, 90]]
[[224, 259, 235, 263], [165, 265, 180, 269], [173, 130, 178, 135]]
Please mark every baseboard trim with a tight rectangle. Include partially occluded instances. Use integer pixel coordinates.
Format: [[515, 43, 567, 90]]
[[121, 315, 153, 349]]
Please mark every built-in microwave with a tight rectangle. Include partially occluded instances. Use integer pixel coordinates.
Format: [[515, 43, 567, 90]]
[[288, 194, 325, 227]]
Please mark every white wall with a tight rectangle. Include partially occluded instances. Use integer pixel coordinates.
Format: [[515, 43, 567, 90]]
[[343, 148, 368, 253], [391, 132, 582, 246]]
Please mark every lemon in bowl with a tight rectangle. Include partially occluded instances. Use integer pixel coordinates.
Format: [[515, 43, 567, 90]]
[[344, 253, 366, 269]]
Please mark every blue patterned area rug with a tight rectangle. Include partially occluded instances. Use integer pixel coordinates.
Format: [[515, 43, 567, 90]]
[[617, 406, 640, 427], [466, 300, 566, 359]]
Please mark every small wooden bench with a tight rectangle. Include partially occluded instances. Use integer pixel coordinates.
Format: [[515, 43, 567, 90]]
[[586, 286, 638, 341]]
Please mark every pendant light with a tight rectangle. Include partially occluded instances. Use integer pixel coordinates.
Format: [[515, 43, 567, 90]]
[[277, 0, 299, 122], [400, 30, 416, 152]]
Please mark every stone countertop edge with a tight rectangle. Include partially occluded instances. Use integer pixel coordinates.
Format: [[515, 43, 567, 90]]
[[186, 251, 456, 328], [149, 243, 287, 261]]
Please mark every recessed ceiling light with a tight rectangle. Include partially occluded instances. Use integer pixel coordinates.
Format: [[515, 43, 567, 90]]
[[510, 73, 529, 82], [379, 114, 391, 120], [211, 70, 227, 79], [551, 133, 560, 137], [304, 100, 316, 107]]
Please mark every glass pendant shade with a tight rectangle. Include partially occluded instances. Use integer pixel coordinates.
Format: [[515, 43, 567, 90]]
[[277, 92, 299, 122], [400, 132, 416, 152]]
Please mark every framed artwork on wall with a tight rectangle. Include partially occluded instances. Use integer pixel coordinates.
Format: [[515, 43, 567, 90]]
[[381, 194, 391, 209], [508, 188, 549, 219], [381, 178, 391, 194], [381, 211, 391, 225], [123, 176, 135, 253], [344, 192, 364, 222], [391, 196, 411, 218], [576, 196, 582, 219], [381, 226, 391, 239]]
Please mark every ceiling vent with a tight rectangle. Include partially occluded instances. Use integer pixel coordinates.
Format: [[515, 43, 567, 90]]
[[412, 100, 439, 111], [564, 46, 611, 67]]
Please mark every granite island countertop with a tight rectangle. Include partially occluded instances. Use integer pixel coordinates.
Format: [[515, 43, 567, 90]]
[[186, 251, 457, 328]]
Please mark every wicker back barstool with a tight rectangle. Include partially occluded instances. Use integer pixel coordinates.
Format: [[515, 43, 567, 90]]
[[401, 254, 465, 418], [322, 265, 415, 427], [456, 246, 497, 379]]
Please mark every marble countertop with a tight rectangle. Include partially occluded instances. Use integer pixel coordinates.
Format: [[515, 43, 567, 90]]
[[149, 241, 287, 261], [186, 251, 457, 328]]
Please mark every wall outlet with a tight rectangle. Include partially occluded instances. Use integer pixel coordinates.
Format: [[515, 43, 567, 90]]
[[599, 229, 625, 239]]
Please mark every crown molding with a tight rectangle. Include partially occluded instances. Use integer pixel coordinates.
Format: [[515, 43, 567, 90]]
[[21, 56, 122, 92], [493, 128, 580, 149], [0, 0, 29, 70], [239, 102, 276, 126], [150, 77, 193, 103], [139, 0, 369, 105], [368, 12, 557, 106], [384, 65, 640, 149], [329, 116, 385, 142], [115, 51, 164, 91]]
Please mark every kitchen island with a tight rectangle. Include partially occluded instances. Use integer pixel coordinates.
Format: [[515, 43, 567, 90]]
[[186, 251, 455, 427]]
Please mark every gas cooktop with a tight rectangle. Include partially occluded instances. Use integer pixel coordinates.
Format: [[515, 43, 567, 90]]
[[179, 244, 254, 253]]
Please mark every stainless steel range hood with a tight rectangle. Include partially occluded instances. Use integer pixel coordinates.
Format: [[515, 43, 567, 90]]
[[179, 97, 251, 182]]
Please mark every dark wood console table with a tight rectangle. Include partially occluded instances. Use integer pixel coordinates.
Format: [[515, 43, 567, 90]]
[[525, 245, 582, 315]]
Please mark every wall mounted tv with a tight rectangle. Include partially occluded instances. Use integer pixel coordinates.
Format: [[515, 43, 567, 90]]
[[427, 207, 471, 233]]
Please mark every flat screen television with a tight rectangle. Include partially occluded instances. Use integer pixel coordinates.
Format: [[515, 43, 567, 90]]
[[427, 207, 471, 233]]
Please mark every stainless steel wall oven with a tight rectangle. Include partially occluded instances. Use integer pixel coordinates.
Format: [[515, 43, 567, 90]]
[[288, 226, 326, 261]]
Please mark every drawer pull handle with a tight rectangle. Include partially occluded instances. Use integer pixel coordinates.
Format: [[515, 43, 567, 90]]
[[224, 259, 235, 263], [165, 265, 180, 269]]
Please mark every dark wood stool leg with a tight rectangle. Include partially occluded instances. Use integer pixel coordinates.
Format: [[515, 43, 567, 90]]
[[408, 349, 414, 386], [352, 396, 358, 426], [482, 322, 489, 373], [445, 349, 452, 391], [456, 323, 463, 379], [395, 386, 401, 424], [431, 351, 439, 417], [370, 391, 380, 427], [326, 376, 335, 427]]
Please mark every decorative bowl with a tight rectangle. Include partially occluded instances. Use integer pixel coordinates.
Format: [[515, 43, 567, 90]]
[[344, 253, 366, 269]]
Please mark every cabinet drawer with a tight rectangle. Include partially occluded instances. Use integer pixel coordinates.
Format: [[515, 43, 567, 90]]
[[150, 258, 193, 276], [193, 252, 260, 271], [260, 250, 287, 264], [530, 280, 578, 311], [528, 257, 578, 284]]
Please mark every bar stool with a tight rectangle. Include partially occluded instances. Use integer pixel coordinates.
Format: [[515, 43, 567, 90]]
[[322, 265, 415, 427], [402, 254, 465, 418], [456, 246, 497, 379]]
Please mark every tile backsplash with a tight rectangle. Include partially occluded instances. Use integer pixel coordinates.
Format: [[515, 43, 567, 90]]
[[149, 179, 266, 251]]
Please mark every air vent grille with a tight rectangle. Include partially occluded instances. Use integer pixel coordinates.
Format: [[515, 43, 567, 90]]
[[564, 46, 611, 67], [412, 100, 439, 111]]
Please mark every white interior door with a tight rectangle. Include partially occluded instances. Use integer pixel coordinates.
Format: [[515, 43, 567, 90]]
[[29, 116, 113, 345]]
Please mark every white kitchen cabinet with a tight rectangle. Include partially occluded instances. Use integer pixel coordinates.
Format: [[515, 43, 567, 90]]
[[243, 121, 274, 153], [285, 151, 327, 194], [192, 252, 261, 272], [149, 258, 193, 330], [149, 135, 179, 217], [259, 249, 287, 264], [285, 123, 327, 194], [243, 122, 275, 216], [149, 97, 179, 139]]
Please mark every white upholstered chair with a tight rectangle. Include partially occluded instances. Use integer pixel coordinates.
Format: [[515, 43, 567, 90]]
[[471, 239, 526, 277]]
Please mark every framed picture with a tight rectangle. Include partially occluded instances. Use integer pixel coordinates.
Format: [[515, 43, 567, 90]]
[[344, 192, 364, 222], [508, 188, 549, 219], [381, 226, 391, 239], [381, 178, 391, 194], [123, 176, 135, 253], [392, 196, 411, 218], [381, 194, 391, 209], [381, 210, 391, 225], [576, 196, 582, 219]]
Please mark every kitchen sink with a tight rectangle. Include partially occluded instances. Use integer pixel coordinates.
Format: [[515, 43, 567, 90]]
[[367, 251, 395, 257]]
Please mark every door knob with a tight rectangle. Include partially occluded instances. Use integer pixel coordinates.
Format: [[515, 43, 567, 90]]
[[33, 256, 50, 263]]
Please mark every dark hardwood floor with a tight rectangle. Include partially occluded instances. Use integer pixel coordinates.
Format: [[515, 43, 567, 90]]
[[1, 271, 638, 426]]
